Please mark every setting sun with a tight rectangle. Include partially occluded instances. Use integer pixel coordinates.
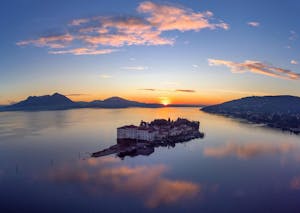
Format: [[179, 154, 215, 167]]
[[160, 97, 171, 106]]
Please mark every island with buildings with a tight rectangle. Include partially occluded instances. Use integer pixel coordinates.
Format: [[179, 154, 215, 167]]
[[92, 118, 204, 159]]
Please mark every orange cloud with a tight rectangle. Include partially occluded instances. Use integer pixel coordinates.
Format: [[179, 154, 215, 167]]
[[204, 142, 294, 159], [208, 59, 300, 80], [138, 1, 229, 32]]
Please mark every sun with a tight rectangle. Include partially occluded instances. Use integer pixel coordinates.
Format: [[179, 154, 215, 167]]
[[160, 97, 171, 106]]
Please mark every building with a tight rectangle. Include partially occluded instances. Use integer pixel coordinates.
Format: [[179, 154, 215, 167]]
[[117, 125, 138, 140], [117, 118, 200, 143]]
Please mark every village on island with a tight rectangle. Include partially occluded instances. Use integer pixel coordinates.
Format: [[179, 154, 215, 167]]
[[92, 118, 204, 159]]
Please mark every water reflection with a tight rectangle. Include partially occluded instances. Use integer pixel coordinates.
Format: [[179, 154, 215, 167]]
[[0, 110, 70, 139], [290, 176, 300, 190], [1, 108, 300, 212], [46, 157, 201, 208], [203, 141, 295, 159]]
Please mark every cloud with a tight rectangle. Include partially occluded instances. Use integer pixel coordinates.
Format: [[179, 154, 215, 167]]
[[139, 88, 156, 91], [138, 88, 196, 93], [100, 74, 112, 79], [49, 48, 118, 55], [211, 89, 268, 96], [138, 1, 229, 32], [291, 60, 298, 65], [17, 1, 228, 55], [17, 34, 74, 49], [247, 22, 260, 27], [69, 18, 90, 26], [122, 66, 148, 71], [79, 17, 174, 47], [175, 89, 196, 93], [289, 31, 298, 41], [208, 58, 300, 80], [66, 94, 88, 97]]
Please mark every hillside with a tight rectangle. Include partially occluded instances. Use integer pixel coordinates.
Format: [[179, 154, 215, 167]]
[[1, 93, 162, 111], [87, 96, 161, 108], [6, 93, 76, 110], [202, 96, 300, 133]]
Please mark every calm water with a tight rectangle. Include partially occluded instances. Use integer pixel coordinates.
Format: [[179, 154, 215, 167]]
[[0, 108, 300, 212]]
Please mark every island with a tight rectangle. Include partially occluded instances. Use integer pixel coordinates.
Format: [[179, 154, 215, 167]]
[[202, 95, 300, 134], [91, 118, 204, 159]]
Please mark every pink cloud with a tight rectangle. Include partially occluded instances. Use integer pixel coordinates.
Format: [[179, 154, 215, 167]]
[[291, 60, 298, 65], [79, 17, 174, 47], [69, 18, 90, 26], [49, 47, 118, 55], [208, 58, 300, 80], [247, 22, 260, 27], [17, 1, 228, 55], [16, 34, 73, 49], [138, 1, 229, 32]]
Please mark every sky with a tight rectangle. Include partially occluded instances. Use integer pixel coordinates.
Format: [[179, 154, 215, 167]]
[[1, 0, 300, 105]]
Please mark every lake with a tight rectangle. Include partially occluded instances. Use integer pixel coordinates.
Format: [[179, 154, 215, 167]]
[[0, 107, 300, 212]]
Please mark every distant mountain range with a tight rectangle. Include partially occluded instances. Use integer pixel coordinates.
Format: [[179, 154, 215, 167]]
[[202, 95, 300, 133], [0, 93, 201, 111]]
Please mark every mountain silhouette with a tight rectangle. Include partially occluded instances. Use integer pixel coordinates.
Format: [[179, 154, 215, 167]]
[[202, 95, 300, 114], [2, 93, 162, 111], [202, 95, 300, 133], [5, 93, 76, 110]]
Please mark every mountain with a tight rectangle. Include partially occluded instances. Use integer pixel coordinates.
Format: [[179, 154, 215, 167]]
[[87, 96, 161, 108], [4, 93, 77, 110], [202, 95, 300, 133], [1, 93, 203, 111], [1, 93, 162, 111], [202, 96, 300, 114]]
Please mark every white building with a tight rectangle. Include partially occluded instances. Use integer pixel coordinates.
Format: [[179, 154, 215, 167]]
[[117, 125, 157, 142], [117, 125, 138, 140]]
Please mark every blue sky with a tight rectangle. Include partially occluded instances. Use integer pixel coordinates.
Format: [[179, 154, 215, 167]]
[[1, 0, 300, 105]]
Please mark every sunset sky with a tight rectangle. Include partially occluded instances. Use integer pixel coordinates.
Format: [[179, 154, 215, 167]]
[[1, 0, 300, 105]]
